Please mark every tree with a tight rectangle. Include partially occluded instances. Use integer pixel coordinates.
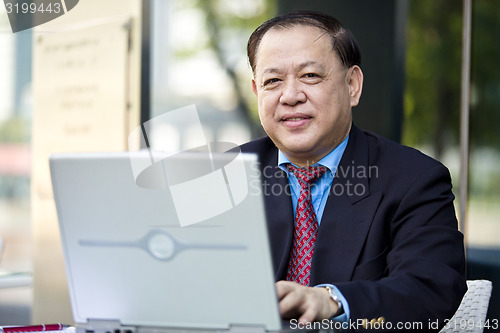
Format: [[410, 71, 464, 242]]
[[174, 0, 277, 138], [404, 0, 500, 158]]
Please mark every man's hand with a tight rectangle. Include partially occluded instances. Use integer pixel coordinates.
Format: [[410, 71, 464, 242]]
[[276, 280, 339, 323]]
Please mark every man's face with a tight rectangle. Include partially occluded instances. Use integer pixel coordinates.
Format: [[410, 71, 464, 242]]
[[252, 25, 363, 166]]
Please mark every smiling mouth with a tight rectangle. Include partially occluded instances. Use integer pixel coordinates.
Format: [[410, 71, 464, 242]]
[[282, 115, 312, 122], [281, 115, 312, 128], [285, 117, 309, 121]]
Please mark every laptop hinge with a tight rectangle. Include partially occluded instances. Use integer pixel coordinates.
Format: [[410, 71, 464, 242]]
[[76, 319, 136, 333], [228, 324, 266, 333]]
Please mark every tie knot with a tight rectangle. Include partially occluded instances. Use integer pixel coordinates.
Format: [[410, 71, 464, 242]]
[[286, 164, 327, 188]]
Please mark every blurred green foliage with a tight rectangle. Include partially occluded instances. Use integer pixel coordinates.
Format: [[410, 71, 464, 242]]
[[175, 0, 499, 156], [0, 117, 30, 143], [403, 0, 462, 158], [199, 0, 276, 136], [172, 0, 276, 137], [404, 0, 500, 158], [470, 0, 500, 148]]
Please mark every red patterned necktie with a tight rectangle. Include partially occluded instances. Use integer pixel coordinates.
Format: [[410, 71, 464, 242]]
[[286, 164, 327, 286]]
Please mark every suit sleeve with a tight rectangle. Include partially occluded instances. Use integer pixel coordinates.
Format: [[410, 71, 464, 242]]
[[335, 163, 467, 331]]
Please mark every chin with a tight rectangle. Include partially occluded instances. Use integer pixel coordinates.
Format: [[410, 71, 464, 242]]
[[283, 145, 318, 159], [283, 138, 316, 152]]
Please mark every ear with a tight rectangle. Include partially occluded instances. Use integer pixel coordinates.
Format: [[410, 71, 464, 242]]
[[347, 66, 363, 107], [252, 78, 258, 96]]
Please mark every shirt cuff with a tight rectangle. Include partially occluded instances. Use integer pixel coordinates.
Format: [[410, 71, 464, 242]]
[[315, 284, 350, 323]]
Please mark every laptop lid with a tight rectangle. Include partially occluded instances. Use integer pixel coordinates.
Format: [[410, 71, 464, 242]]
[[50, 150, 282, 331]]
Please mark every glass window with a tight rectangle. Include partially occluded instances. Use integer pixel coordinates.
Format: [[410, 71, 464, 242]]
[[0, 4, 33, 324], [404, 0, 500, 247], [149, 0, 277, 151], [0, 6, 32, 273]]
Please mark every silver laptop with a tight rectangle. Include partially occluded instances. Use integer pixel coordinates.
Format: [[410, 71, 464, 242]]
[[50, 149, 286, 333]]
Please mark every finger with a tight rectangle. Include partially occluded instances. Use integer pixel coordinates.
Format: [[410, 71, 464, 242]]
[[297, 287, 331, 323], [299, 305, 318, 324], [278, 290, 298, 317], [275, 280, 297, 300], [278, 286, 306, 318], [298, 291, 323, 323]]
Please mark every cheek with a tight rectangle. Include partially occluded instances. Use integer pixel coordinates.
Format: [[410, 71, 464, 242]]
[[315, 89, 349, 113], [258, 93, 279, 117], [257, 96, 272, 126]]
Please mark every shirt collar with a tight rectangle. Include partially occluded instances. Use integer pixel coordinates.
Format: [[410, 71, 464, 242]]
[[278, 135, 349, 175]]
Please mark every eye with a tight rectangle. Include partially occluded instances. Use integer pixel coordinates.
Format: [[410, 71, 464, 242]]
[[265, 78, 279, 85], [301, 72, 322, 84], [263, 78, 280, 86], [303, 73, 318, 78]]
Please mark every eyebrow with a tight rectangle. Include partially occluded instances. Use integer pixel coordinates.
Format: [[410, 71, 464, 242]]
[[261, 61, 324, 76]]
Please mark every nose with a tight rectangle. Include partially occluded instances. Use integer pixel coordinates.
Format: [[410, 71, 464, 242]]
[[279, 80, 306, 105]]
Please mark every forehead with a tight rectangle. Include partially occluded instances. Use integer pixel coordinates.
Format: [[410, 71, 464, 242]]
[[255, 25, 339, 74]]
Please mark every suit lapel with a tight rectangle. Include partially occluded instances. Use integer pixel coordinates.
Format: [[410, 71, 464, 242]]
[[311, 126, 382, 284]]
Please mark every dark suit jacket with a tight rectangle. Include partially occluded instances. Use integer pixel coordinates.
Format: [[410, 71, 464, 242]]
[[240, 125, 467, 331]]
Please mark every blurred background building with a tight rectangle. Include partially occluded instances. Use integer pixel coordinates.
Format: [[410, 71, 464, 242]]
[[0, 0, 499, 327]]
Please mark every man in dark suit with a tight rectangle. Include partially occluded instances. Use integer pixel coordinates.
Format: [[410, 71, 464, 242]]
[[240, 11, 466, 331]]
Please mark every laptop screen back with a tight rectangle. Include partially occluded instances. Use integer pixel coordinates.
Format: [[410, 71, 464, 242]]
[[50, 151, 281, 331]]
